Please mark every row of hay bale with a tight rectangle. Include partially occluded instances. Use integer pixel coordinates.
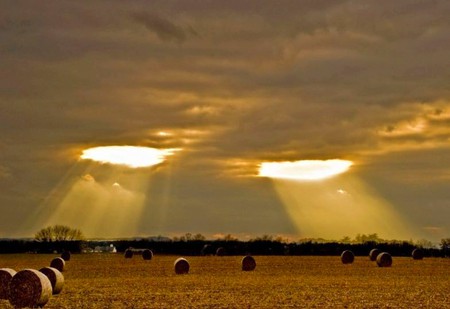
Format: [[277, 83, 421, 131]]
[[125, 245, 230, 258], [201, 245, 226, 256], [124, 246, 229, 260], [0, 251, 70, 308], [341, 249, 392, 267], [124, 248, 154, 260], [123, 248, 256, 274], [369, 248, 424, 261], [341, 248, 425, 267], [174, 255, 257, 274]]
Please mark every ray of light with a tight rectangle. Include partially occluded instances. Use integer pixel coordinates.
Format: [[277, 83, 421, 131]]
[[20, 160, 85, 235], [28, 143, 183, 238], [270, 175, 414, 240], [259, 159, 353, 181], [42, 168, 149, 238], [146, 162, 174, 235]]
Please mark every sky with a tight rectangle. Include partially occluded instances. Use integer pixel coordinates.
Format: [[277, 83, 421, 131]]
[[1, 1, 449, 242]]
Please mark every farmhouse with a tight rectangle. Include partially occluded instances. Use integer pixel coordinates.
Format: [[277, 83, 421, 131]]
[[93, 244, 117, 253]]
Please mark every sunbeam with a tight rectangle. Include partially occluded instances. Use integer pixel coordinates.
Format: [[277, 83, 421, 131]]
[[27, 145, 181, 238], [270, 175, 413, 240], [41, 168, 148, 238]]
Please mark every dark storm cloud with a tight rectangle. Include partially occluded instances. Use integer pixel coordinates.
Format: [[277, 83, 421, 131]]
[[0, 0, 449, 240], [131, 12, 196, 43]]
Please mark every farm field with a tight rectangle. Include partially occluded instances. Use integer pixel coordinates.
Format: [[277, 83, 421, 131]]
[[0, 254, 449, 308]]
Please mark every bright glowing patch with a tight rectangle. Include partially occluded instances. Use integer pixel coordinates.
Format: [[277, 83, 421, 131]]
[[259, 159, 353, 180], [80, 146, 177, 168], [337, 189, 349, 195]]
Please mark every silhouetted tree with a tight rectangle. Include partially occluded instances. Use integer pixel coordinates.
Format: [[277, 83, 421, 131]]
[[252, 235, 273, 241], [173, 233, 205, 242], [35, 225, 84, 242], [193, 233, 206, 241], [354, 233, 383, 243], [217, 234, 238, 241], [441, 238, 450, 257], [415, 238, 435, 249], [340, 236, 352, 244]]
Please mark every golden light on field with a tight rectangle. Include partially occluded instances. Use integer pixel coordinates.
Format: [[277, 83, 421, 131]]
[[259, 160, 353, 181], [80, 146, 178, 168], [270, 175, 412, 240]]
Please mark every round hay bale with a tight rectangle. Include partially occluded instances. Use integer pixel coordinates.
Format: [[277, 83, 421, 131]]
[[8, 269, 52, 308], [39, 267, 64, 295], [142, 249, 153, 260], [50, 257, 65, 272], [61, 251, 71, 261], [0, 268, 16, 299], [341, 250, 355, 264], [412, 248, 424, 260], [201, 244, 214, 256], [376, 252, 393, 267], [369, 248, 381, 261], [215, 247, 226, 256], [124, 249, 133, 259], [241, 255, 256, 271], [174, 258, 190, 275]]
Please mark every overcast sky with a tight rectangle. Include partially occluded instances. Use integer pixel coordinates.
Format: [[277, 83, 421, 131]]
[[1, 1, 449, 242]]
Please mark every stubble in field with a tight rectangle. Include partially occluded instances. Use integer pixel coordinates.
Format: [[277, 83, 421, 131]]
[[0, 254, 448, 308]]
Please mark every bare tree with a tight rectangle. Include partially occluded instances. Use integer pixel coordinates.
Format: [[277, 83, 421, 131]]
[[415, 238, 435, 249], [193, 233, 206, 241], [35, 225, 84, 242], [354, 233, 383, 243], [441, 238, 450, 257]]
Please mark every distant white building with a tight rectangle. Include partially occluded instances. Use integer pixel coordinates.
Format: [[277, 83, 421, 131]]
[[94, 244, 117, 253]]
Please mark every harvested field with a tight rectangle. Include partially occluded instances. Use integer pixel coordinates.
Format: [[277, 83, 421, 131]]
[[0, 254, 448, 308]]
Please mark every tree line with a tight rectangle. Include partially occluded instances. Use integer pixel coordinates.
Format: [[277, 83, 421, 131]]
[[0, 226, 448, 257], [111, 237, 447, 257], [0, 237, 447, 257]]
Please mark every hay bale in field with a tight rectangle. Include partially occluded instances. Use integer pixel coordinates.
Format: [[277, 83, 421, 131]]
[[0, 268, 16, 299], [215, 247, 225, 256], [369, 248, 381, 261], [124, 249, 133, 259], [174, 258, 190, 274], [376, 252, 392, 267], [39, 267, 64, 295], [341, 250, 355, 264], [142, 249, 153, 260], [8, 269, 52, 308], [61, 251, 71, 261], [412, 248, 424, 260], [201, 244, 214, 256], [241, 255, 256, 271], [50, 257, 65, 272]]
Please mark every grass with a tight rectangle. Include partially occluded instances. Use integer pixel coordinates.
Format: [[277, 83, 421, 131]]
[[0, 254, 449, 308]]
